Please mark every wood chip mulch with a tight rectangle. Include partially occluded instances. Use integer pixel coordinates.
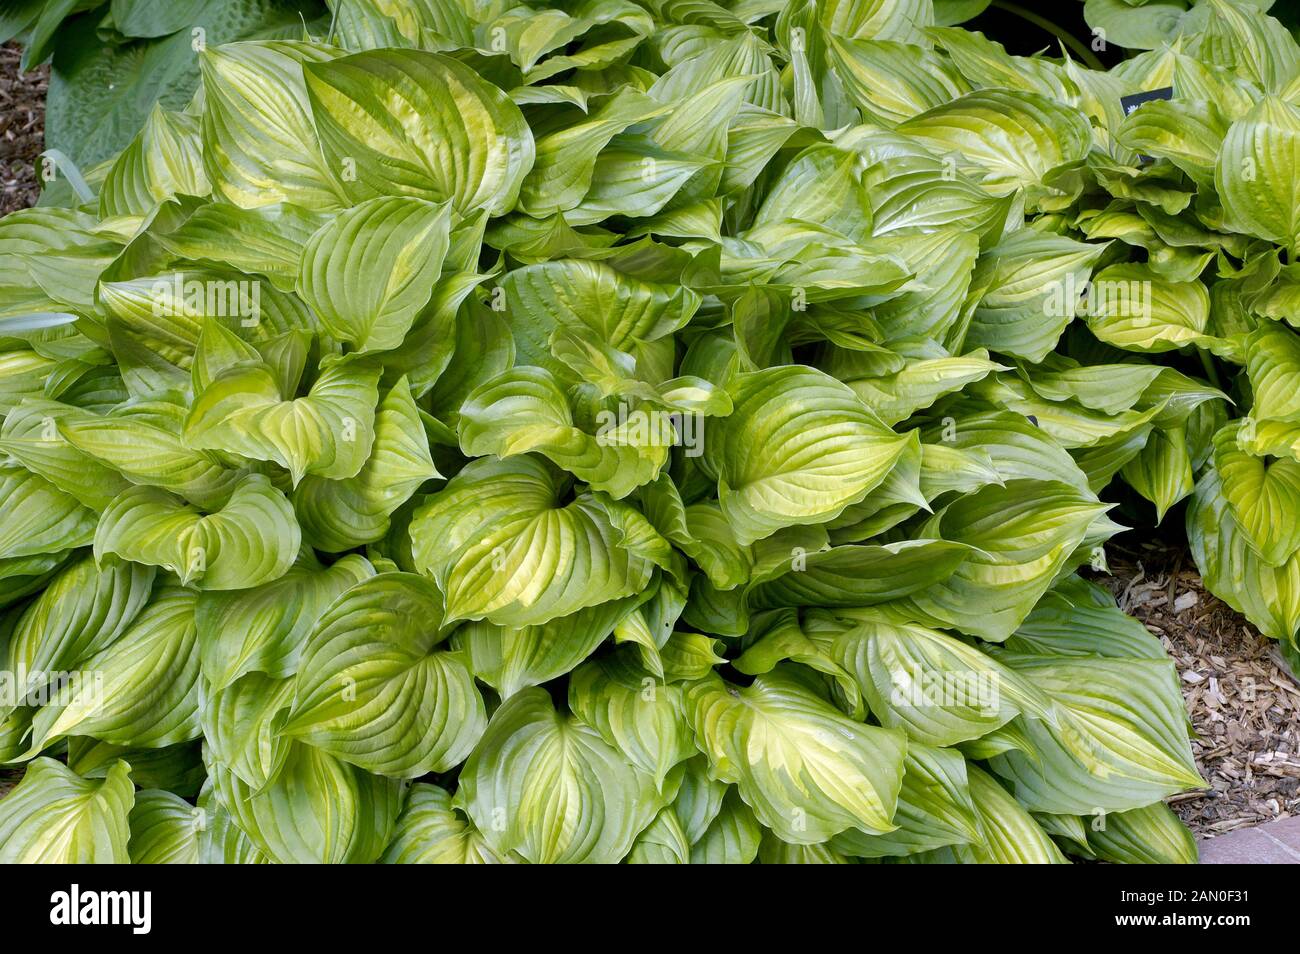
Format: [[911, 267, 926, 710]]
[[1094, 541, 1300, 839], [0, 41, 47, 215]]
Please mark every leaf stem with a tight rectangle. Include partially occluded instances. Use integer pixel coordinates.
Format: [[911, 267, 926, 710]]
[[1198, 349, 1222, 391], [991, 1, 1107, 71]]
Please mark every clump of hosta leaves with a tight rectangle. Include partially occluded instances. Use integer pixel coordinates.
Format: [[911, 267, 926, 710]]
[[1, 0, 1234, 864]]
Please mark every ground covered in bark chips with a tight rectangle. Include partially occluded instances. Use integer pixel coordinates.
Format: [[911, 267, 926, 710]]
[[1095, 543, 1300, 839], [0, 44, 46, 215], [0, 37, 1292, 845]]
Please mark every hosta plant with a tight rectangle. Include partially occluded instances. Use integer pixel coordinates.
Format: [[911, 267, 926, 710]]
[[9, 0, 1280, 865]]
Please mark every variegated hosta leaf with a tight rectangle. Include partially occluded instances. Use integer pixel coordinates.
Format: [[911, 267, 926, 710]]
[[1188, 466, 1300, 645], [410, 455, 661, 626], [294, 378, 439, 552], [200, 672, 295, 791], [1216, 96, 1300, 256], [304, 48, 536, 215], [830, 615, 1055, 746], [128, 789, 202, 865], [568, 650, 696, 791], [0, 464, 97, 560], [830, 743, 982, 859], [987, 654, 1203, 815], [628, 806, 692, 864], [705, 365, 911, 546], [282, 574, 487, 777], [966, 230, 1109, 362], [688, 667, 908, 844], [0, 758, 133, 863], [1086, 801, 1198, 865], [206, 742, 404, 864], [99, 104, 208, 220], [296, 196, 451, 353], [688, 787, 763, 864], [382, 784, 512, 864], [897, 88, 1092, 204], [57, 399, 251, 511], [25, 586, 202, 754], [0, 399, 134, 510], [1213, 420, 1300, 566], [458, 688, 663, 864], [895, 479, 1112, 641], [451, 597, 637, 698], [93, 475, 300, 590], [499, 259, 700, 377], [200, 41, 345, 210], [458, 365, 673, 498], [196, 554, 375, 690], [1008, 576, 1168, 660], [4, 554, 154, 689], [184, 357, 381, 486]]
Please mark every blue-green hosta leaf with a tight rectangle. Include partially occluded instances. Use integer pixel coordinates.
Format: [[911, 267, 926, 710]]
[[704, 366, 911, 546], [830, 743, 982, 858], [304, 48, 535, 215], [4, 554, 154, 689], [282, 574, 487, 778], [25, 587, 201, 755], [568, 651, 695, 791], [459, 366, 673, 498], [94, 475, 299, 590], [1188, 466, 1300, 644], [196, 553, 375, 690], [0, 464, 97, 560], [688, 667, 908, 844], [457, 688, 663, 864], [410, 456, 660, 626], [297, 197, 451, 353], [185, 358, 381, 485], [382, 783, 512, 864], [207, 741, 403, 864], [829, 615, 1055, 746], [966, 230, 1110, 362], [0, 758, 133, 863], [988, 654, 1203, 814], [129, 789, 202, 864], [1086, 801, 1198, 865], [200, 41, 345, 210], [294, 378, 439, 552]]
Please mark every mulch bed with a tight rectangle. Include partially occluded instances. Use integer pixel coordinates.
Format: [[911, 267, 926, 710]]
[[0, 38, 1294, 845], [0, 42, 46, 215], [1095, 542, 1300, 838]]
